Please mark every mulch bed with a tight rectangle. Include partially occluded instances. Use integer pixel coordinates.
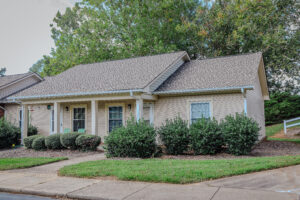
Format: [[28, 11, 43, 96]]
[[0, 147, 101, 159], [161, 140, 300, 160]]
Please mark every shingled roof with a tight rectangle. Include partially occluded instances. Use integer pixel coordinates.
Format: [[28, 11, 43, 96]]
[[11, 51, 187, 99], [0, 72, 32, 87], [155, 52, 263, 93]]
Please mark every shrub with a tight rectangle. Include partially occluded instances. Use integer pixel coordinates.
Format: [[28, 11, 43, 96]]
[[28, 125, 38, 136], [60, 132, 82, 149], [265, 92, 300, 125], [105, 119, 157, 158], [190, 118, 223, 155], [45, 134, 63, 150], [24, 135, 41, 149], [32, 136, 46, 151], [157, 116, 189, 155], [0, 118, 20, 149], [221, 113, 260, 155], [75, 134, 101, 151]]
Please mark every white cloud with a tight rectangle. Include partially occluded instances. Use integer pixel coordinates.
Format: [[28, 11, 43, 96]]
[[0, 0, 75, 75]]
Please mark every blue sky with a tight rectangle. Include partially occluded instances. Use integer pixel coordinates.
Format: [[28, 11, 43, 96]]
[[0, 0, 78, 75]]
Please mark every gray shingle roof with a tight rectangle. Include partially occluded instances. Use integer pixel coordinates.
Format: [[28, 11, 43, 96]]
[[155, 52, 262, 93], [0, 72, 32, 87], [12, 52, 186, 98]]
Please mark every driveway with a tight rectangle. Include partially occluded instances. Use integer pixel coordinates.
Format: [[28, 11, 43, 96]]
[[0, 154, 299, 200]]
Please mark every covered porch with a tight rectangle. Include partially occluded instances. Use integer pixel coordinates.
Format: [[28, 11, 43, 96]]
[[21, 93, 157, 140]]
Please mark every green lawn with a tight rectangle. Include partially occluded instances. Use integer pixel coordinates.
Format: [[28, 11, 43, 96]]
[[0, 157, 67, 170], [266, 120, 300, 143], [59, 155, 300, 184]]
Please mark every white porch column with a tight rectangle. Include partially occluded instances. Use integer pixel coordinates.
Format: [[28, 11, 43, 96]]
[[91, 100, 98, 135], [136, 98, 143, 121], [54, 102, 60, 134], [21, 104, 28, 144]]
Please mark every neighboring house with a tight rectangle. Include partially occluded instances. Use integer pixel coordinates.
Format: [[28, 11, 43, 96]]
[[0, 72, 43, 126], [8, 51, 269, 141]]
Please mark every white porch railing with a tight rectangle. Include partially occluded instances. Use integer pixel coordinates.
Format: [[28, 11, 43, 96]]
[[284, 117, 300, 134]]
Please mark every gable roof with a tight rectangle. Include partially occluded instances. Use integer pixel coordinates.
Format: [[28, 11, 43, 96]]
[[11, 52, 188, 99], [155, 52, 265, 94]]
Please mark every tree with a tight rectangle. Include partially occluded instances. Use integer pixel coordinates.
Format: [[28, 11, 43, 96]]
[[36, 0, 299, 93], [0, 68, 6, 77], [176, 0, 299, 93]]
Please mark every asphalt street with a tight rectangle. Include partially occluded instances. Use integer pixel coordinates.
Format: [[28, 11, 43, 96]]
[[0, 192, 56, 200]]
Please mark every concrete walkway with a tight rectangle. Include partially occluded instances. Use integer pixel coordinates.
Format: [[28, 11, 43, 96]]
[[0, 155, 299, 200]]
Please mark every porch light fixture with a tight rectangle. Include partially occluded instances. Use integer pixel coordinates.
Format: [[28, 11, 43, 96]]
[[65, 106, 69, 111], [128, 104, 132, 110], [47, 105, 51, 110]]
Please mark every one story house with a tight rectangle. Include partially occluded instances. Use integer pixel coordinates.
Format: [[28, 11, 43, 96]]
[[0, 72, 43, 125], [8, 51, 269, 141]]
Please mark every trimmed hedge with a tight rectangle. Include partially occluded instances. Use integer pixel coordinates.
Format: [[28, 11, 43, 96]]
[[105, 119, 157, 158], [32, 136, 46, 151], [75, 134, 101, 151], [45, 134, 64, 150], [221, 113, 260, 155], [28, 125, 38, 137], [60, 132, 82, 149], [0, 118, 20, 149], [157, 116, 189, 155], [24, 135, 41, 149], [190, 118, 223, 155]]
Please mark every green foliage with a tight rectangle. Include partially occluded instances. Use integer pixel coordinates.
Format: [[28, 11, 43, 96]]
[[34, 0, 299, 92], [60, 132, 82, 150], [0, 118, 20, 149], [28, 125, 38, 137], [157, 116, 189, 155], [190, 118, 223, 155], [75, 134, 101, 151], [221, 113, 260, 155], [105, 119, 157, 158], [24, 135, 41, 149], [265, 92, 300, 125], [32, 136, 46, 151], [45, 134, 64, 150]]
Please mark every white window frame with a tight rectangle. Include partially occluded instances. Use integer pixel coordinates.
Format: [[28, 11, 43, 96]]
[[50, 107, 54, 134], [189, 101, 212, 124], [143, 102, 154, 125], [70, 104, 87, 132], [105, 103, 125, 133]]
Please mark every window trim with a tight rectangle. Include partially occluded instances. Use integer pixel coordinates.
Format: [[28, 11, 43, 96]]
[[143, 102, 154, 125], [50, 107, 54, 134], [105, 103, 125, 133], [70, 104, 87, 132], [188, 100, 213, 124]]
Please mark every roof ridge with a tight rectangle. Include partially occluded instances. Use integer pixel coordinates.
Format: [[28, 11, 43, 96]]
[[196, 52, 262, 61]]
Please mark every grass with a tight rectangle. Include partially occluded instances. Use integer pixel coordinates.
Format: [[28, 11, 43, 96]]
[[59, 155, 300, 184], [266, 120, 300, 143], [0, 157, 67, 170]]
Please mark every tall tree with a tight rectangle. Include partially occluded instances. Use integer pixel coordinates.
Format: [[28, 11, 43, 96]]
[[176, 0, 299, 93], [0, 68, 6, 77]]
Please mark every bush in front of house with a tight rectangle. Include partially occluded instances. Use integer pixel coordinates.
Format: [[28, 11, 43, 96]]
[[0, 118, 20, 149], [28, 125, 38, 137], [105, 119, 157, 158], [32, 136, 47, 151], [75, 134, 101, 151], [45, 134, 64, 150], [190, 118, 223, 155], [221, 113, 260, 155], [157, 116, 190, 155], [60, 132, 82, 150], [24, 135, 41, 149]]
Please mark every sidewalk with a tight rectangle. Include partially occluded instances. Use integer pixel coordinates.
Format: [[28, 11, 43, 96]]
[[0, 155, 299, 200]]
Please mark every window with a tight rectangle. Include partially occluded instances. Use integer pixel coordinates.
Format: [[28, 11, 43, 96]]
[[73, 107, 85, 132], [109, 106, 123, 132], [190, 102, 210, 123], [19, 110, 22, 128], [143, 103, 154, 125]]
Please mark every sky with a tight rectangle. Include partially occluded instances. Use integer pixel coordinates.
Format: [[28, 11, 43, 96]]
[[0, 0, 77, 75]]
